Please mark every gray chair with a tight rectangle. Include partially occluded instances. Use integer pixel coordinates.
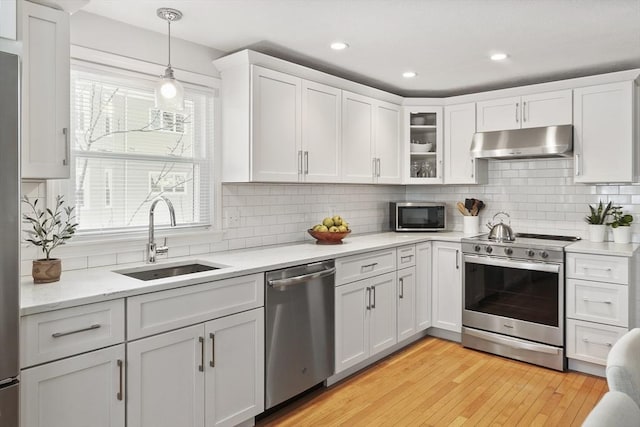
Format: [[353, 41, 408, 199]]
[[606, 328, 640, 407], [582, 391, 640, 427]]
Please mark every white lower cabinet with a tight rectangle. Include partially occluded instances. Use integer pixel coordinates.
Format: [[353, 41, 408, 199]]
[[397, 266, 417, 341], [127, 308, 264, 427], [21, 344, 125, 427], [335, 272, 397, 372], [431, 241, 462, 333], [415, 242, 432, 331]]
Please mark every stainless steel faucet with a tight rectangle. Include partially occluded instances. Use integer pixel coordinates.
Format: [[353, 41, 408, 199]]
[[147, 195, 177, 263]]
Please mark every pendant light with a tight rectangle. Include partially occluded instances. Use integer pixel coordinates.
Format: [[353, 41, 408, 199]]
[[155, 8, 184, 111]]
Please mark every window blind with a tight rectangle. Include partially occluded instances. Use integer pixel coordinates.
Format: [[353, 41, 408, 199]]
[[69, 65, 214, 232]]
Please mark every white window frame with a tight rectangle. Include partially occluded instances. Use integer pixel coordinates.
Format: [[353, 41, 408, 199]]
[[47, 46, 223, 248]]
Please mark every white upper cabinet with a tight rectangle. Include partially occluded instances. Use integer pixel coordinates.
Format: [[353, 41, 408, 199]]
[[476, 89, 572, 132], [573, 81, 637, 183], [0, 0, 17, 40], [341, 91, 401, 184], [251, 66, 302, 182], [21, 1, 70, 179], [444, 102, 487, 184], [403, 106, 443, 184], [374, 101, 402, 184], [301, 80, 342, 182], [341, 91, 374, 183]]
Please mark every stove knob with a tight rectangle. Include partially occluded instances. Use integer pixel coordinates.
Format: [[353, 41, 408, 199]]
[[504, 247, 513, 256], [474, 245, 481, 253], [540, 251, 549, 259], [527, 249, 535, 257], [485, 246, 493, 254]]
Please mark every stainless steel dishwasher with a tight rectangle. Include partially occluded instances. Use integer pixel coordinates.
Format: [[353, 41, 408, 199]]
[[265, 260, 335, 409]]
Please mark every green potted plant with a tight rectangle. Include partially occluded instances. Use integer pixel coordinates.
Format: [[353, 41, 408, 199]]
[[584, 200, 612, 242], [22, 195, 78, 283], [607, 206, 634, 244]]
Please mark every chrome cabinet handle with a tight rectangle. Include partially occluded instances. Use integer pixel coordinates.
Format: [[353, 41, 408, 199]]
[[515, 103, 519, 123], [298, 150, 303, 175], [371, 286, 376, 309], [117, 359, 123, 401], [471, 158, 474, 178], [523, 101, 527, 122], [575, 154, 580, 176], [456, 250, 460, 269], [400, 255, 413, 263], [52, 323, 101, 338], [62, 127, 69, 166], [399, 277, 404, 299], [376, 158, 381, 177], [198, 336, 205, 372], [361, 262, 378, 273], [582, 266, 612, 272], [304, 151, 309, 175], [209, 333, 215, 367], [582, 338, 612, 347], [372, 158, 377, 178], [583, 297, 612, 304], [366, 287, 371, 310]]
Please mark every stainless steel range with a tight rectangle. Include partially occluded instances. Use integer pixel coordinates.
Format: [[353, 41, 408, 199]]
[[461, 233, 580, 371]]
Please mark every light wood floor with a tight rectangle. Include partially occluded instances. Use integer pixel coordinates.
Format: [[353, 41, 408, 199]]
[[258, 337, 607, 426]]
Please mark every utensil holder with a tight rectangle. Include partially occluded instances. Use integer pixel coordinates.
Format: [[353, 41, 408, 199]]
[[463, 216, 480, 236]]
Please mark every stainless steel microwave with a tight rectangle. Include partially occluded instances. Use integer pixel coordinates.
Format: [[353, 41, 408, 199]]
[[390, 202, 447, 231]]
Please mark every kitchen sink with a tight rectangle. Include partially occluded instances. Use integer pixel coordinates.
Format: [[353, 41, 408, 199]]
[[116, 261, 228, 281]]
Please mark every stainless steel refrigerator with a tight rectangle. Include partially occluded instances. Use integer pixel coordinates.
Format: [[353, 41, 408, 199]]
[[0, 51, 20, 427]]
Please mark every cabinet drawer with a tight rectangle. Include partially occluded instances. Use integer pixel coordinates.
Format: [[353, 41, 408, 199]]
[[566, 319, 627, 365], [21, 299, 125, 367], [567, 279, 628, 327], [335, 248, 396, 286], [566, 253, 628, 284], [397, 245, 416, 268], [127, 273, 264, 340]]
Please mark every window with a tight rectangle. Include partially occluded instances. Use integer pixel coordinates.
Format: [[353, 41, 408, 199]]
[[68, 64, 214, 233]]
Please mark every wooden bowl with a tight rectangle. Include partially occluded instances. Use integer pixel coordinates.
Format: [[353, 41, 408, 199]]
[[308, 229, 351, 244]]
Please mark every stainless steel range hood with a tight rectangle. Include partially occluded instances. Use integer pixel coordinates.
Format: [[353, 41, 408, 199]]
[[470, 125, 573, 159]]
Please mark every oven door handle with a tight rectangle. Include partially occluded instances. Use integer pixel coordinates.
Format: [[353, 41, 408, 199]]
[[463, 254, 561, 274], [464, 328, 562, 355]]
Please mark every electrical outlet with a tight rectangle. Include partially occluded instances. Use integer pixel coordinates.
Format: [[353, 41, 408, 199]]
[[224, 208, 240, 228]]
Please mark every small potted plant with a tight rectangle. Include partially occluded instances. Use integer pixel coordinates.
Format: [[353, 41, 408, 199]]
[[585, 200, 612, 242], [22, 195, 78, 283], [607, 206, 634, 244]]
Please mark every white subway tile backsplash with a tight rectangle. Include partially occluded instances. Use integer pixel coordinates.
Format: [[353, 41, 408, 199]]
[[87, 254, 116, 268]]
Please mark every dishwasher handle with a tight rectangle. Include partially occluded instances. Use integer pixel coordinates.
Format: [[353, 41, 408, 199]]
[[268, 267, 336, 289]]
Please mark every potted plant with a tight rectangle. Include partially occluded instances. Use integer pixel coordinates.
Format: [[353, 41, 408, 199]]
[[584, 200, 612, 242], [22, 195, 78, 283], [607, 206, 634, 244]]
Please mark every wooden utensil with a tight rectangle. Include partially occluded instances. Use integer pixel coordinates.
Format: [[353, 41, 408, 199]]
[[457, 202, 470, 216]]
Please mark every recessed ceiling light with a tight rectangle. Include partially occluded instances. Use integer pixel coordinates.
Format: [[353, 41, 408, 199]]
[[490, 52, 508, 61], [402, 71, 417, 78], [330, 42, 349, 50]]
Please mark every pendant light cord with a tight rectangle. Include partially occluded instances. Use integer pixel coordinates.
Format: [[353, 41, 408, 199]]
[[167, 16, 172, 69]]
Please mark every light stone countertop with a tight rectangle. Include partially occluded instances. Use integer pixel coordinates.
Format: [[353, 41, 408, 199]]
[[564, 240, 640, 257], [21, 231, 639, 316], [20, 231, 464, 316]]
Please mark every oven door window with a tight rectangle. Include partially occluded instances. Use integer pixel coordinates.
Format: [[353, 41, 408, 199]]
[[398, 206, 444, 229], [464, 261, 559, 327]]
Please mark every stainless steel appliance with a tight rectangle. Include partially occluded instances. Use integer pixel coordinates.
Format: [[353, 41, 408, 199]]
[[265, 260, 335, 409], [461, 233, 579, 371], [390, 202, 446, 231], [0, 51, 21, 427], [470, 125, 573, 159]]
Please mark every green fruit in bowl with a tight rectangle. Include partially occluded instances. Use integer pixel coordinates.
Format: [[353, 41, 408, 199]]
[[329, 226, 339, 232], [312, 224, 323, 231], [316, 225, 329, 232], [338, 225, 348, 232], [322, 217, 334, 227], [332, 215, 343, 226]]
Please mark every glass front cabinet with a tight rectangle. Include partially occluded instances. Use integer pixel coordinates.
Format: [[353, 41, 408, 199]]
[[403, 106, 443, 184]]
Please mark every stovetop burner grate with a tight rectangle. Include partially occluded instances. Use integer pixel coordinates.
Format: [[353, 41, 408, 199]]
[[514, 233, 581, 242]]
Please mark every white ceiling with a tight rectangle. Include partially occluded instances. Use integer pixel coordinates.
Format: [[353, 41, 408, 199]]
[[81, 0, 640, 97]]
